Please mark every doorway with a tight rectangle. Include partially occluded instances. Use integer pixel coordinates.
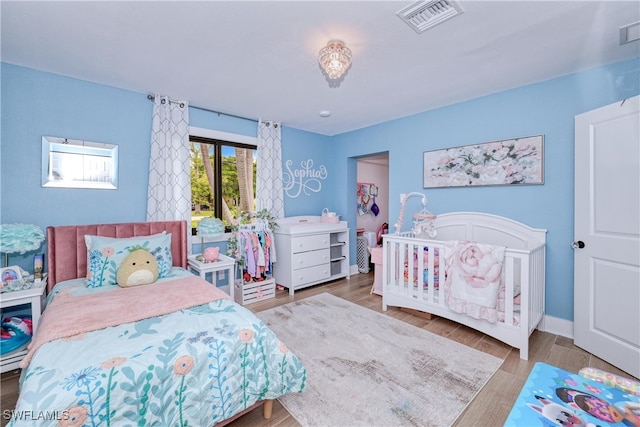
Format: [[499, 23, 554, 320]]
[[356, 153, 389, 240]]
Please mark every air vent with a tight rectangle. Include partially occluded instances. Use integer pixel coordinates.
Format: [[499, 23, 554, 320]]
[[396, 0, 464, 34], [620, 21, 640, 45]]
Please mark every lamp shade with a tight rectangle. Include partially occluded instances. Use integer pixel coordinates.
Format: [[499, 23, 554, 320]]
[[197, 217, 225, 237], [0, 223, 45, 254]]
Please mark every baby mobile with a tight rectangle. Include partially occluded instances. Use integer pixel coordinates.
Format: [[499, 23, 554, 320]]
[[357, 182, 380, 216], [394, 192, 437, 238]]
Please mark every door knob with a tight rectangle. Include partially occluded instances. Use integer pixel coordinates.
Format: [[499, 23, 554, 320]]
[[572, 241, 585, 249]]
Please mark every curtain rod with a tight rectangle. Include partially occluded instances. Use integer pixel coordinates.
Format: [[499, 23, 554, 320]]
[[147, 95, 258, 124]]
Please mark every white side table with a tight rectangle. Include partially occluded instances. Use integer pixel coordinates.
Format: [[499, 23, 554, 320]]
[[188, 254, 236, 300], [0, 276, 47, 372]]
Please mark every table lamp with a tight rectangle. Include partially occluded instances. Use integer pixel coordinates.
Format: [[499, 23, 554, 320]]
[[0, 224, 45, 267]]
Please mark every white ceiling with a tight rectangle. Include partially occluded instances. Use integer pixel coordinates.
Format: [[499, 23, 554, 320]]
[[2, 1, 639, 136]]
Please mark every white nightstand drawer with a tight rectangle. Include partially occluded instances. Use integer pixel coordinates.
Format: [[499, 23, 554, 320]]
[[292, 264, 331, 287], [292, 248, 330, 270], [291, 234, 329, 253]]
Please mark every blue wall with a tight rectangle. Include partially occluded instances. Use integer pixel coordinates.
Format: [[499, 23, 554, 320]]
[[0, 63, 334, 268], [333, 58, 639, 322], [2, 65, 152, 227], [2, 59, 638, 322], [280, 127, 334, 216]]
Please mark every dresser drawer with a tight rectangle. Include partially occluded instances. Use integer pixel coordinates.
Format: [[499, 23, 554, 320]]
[[292, 264, 331, 287], [292, 248, 329, 270], [291, 234, 330, 253]]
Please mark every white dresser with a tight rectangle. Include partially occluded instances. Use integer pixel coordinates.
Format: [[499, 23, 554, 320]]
[[273, 216, 350, 295]]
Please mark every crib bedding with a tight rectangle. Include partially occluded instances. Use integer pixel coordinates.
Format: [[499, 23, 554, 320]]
[[10, 270, 306, 426], [399, 244, 522, 325], [402, 281, 522, 326]]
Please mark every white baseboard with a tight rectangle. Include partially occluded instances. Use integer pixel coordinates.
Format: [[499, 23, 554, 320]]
[[539, 314, 573, 339], [350, 264, 361, 275]]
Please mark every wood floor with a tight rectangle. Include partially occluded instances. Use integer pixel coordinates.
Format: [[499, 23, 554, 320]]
[[1, 272, 636, 427]]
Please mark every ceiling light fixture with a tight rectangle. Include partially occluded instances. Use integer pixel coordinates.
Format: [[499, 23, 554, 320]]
[[318, 40, 352, 81]]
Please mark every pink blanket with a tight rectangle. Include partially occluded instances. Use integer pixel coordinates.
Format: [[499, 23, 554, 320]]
[[20, 276, 229, 368], [443, 240, 505, 323]]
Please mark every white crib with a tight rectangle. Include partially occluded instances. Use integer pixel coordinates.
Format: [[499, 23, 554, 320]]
[[382, 212, 546, 360]]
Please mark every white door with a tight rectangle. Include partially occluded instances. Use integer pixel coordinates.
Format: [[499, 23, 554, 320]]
[[574, 95, 640, 379]]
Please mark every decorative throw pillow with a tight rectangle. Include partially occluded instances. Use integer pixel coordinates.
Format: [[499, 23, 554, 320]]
[[116, 249, 159, 287], [85, 232, 172, 288]]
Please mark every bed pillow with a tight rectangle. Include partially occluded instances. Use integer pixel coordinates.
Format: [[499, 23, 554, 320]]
[[85, 232, 172, 288]]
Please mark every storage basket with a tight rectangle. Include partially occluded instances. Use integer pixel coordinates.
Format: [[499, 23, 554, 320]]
[[234, 278, 276, 305], [357, 236, 370, 273], [320, 215, 340, 224], [321, 208, 340, 223]]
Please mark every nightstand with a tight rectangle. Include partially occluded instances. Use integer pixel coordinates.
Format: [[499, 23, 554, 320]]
[[0, 275, 47, 373], [187, 254, 236, 300]]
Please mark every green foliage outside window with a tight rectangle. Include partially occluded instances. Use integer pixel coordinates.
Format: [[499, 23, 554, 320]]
[[190, 139, 257, 231]]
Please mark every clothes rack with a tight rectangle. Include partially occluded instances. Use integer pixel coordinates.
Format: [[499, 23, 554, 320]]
[[232, 217, 276, 305]]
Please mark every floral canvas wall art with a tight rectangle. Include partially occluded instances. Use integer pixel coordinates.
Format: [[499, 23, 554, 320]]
[[423, 135, 544, 188]]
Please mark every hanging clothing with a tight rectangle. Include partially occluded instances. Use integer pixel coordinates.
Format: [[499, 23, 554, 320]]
[[236, 224, 274, 281]]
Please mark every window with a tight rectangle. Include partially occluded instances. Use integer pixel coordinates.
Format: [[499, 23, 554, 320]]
[[190, 135, 257, 234]]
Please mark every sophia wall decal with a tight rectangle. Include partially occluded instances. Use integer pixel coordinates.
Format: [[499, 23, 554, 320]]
[[283, 159, 328, 198], [423, 135, 544, 188]]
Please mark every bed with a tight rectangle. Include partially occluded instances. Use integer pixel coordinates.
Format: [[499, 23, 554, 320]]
[[9, 220, 306, 426], [382, 212, 546, 360]]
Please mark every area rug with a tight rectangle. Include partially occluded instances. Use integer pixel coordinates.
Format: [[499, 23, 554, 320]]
[[257, 293, 503, 427]]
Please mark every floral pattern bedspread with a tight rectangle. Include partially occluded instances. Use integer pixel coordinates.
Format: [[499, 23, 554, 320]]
[[9, 273, 306, 426]]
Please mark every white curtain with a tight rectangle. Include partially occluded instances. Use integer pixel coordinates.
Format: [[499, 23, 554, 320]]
[[256, 120, 285, 219], [146, 95, 191, 226]]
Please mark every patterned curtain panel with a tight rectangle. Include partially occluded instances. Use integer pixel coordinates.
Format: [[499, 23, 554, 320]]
[[256, 120, 285, 219], [146, 95, 191, 227]]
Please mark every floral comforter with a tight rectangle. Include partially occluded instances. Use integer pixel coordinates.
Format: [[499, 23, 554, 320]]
[[9, 270, 306, 426]]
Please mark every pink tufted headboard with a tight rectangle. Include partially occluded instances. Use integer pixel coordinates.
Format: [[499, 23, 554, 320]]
[[46, 220, 189, 291]]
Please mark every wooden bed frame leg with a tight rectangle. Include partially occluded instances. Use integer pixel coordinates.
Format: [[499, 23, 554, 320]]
[[263, 399, 273, 419]]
